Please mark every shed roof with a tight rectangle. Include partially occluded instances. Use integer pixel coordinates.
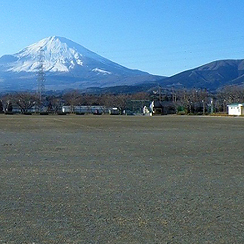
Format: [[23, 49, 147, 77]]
[[227, 103, 244, 107]]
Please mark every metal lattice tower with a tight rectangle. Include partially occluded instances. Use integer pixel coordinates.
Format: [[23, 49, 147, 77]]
[[37, 47, 45, 106]]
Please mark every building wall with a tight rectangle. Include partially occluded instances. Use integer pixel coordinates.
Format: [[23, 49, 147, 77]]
[[228, 104, 244, 115], [62, 106, 106, 114], [241, 107, 244, 115]]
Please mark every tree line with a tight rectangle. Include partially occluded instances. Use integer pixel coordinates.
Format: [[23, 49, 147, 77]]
[[0, 85, 243, 114], [0, 91, 150, 114]]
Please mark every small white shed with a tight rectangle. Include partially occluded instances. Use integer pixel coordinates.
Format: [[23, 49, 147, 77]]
[[227, 103, 244, 116]]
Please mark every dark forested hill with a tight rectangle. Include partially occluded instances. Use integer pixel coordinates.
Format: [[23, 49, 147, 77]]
[[158, 59, 244, 90]]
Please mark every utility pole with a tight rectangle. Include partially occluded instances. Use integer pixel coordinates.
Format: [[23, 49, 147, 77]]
[[210, 98, 214, 114], [171, 86, 176, 102], [37, 47, 45, 111], [202, 99, 205, 115], [158, 85, 162, 101]]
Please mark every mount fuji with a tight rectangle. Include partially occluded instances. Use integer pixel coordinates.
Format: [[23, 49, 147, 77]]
[[0, 36, 162, 91]]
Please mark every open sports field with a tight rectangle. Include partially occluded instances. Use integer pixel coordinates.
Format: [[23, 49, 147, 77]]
[[0, 115, 243, 243]]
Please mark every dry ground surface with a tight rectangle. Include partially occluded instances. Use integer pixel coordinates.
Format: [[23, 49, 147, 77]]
[[0, 114, 243, 243]]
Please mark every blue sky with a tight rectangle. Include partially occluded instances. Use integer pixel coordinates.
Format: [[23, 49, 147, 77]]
[[1, 0, 244, 76]]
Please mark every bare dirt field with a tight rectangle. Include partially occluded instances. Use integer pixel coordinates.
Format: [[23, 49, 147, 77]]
[[0, 115, 243, 243]]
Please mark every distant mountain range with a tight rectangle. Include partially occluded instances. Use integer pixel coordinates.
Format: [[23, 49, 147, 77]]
[[0, 36, 244, 92], [158, 59, 244, 90], [0, 36, 162, 92]]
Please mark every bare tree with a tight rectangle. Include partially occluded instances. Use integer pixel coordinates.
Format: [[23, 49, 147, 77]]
[[0, 100, 3, 113], [46, 95, 63, 113], [216, 85, 244, 112], [14, 93, 37, 113], [63, 90, 82, 113]]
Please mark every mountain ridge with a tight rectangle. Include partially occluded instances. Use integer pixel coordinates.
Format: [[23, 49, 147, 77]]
[[158, 59, 244, 90], [1, 36, 244, 92], [0, 36, 162, 91]]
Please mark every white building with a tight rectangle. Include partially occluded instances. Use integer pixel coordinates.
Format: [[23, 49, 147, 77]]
[[62, 105, 105, 114], [227, 103, 244, 116]]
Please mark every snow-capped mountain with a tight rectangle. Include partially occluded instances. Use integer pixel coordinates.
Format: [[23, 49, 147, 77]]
[[0, 36, 161, 91], [5, 36, 123, 73]]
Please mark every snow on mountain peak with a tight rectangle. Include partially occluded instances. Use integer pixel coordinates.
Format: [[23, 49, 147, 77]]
[[0, 36, 156, 91], [7, 36, 111, 73]]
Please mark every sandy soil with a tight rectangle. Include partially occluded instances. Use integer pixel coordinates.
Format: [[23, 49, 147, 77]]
[[0, 115, 243, 243]]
